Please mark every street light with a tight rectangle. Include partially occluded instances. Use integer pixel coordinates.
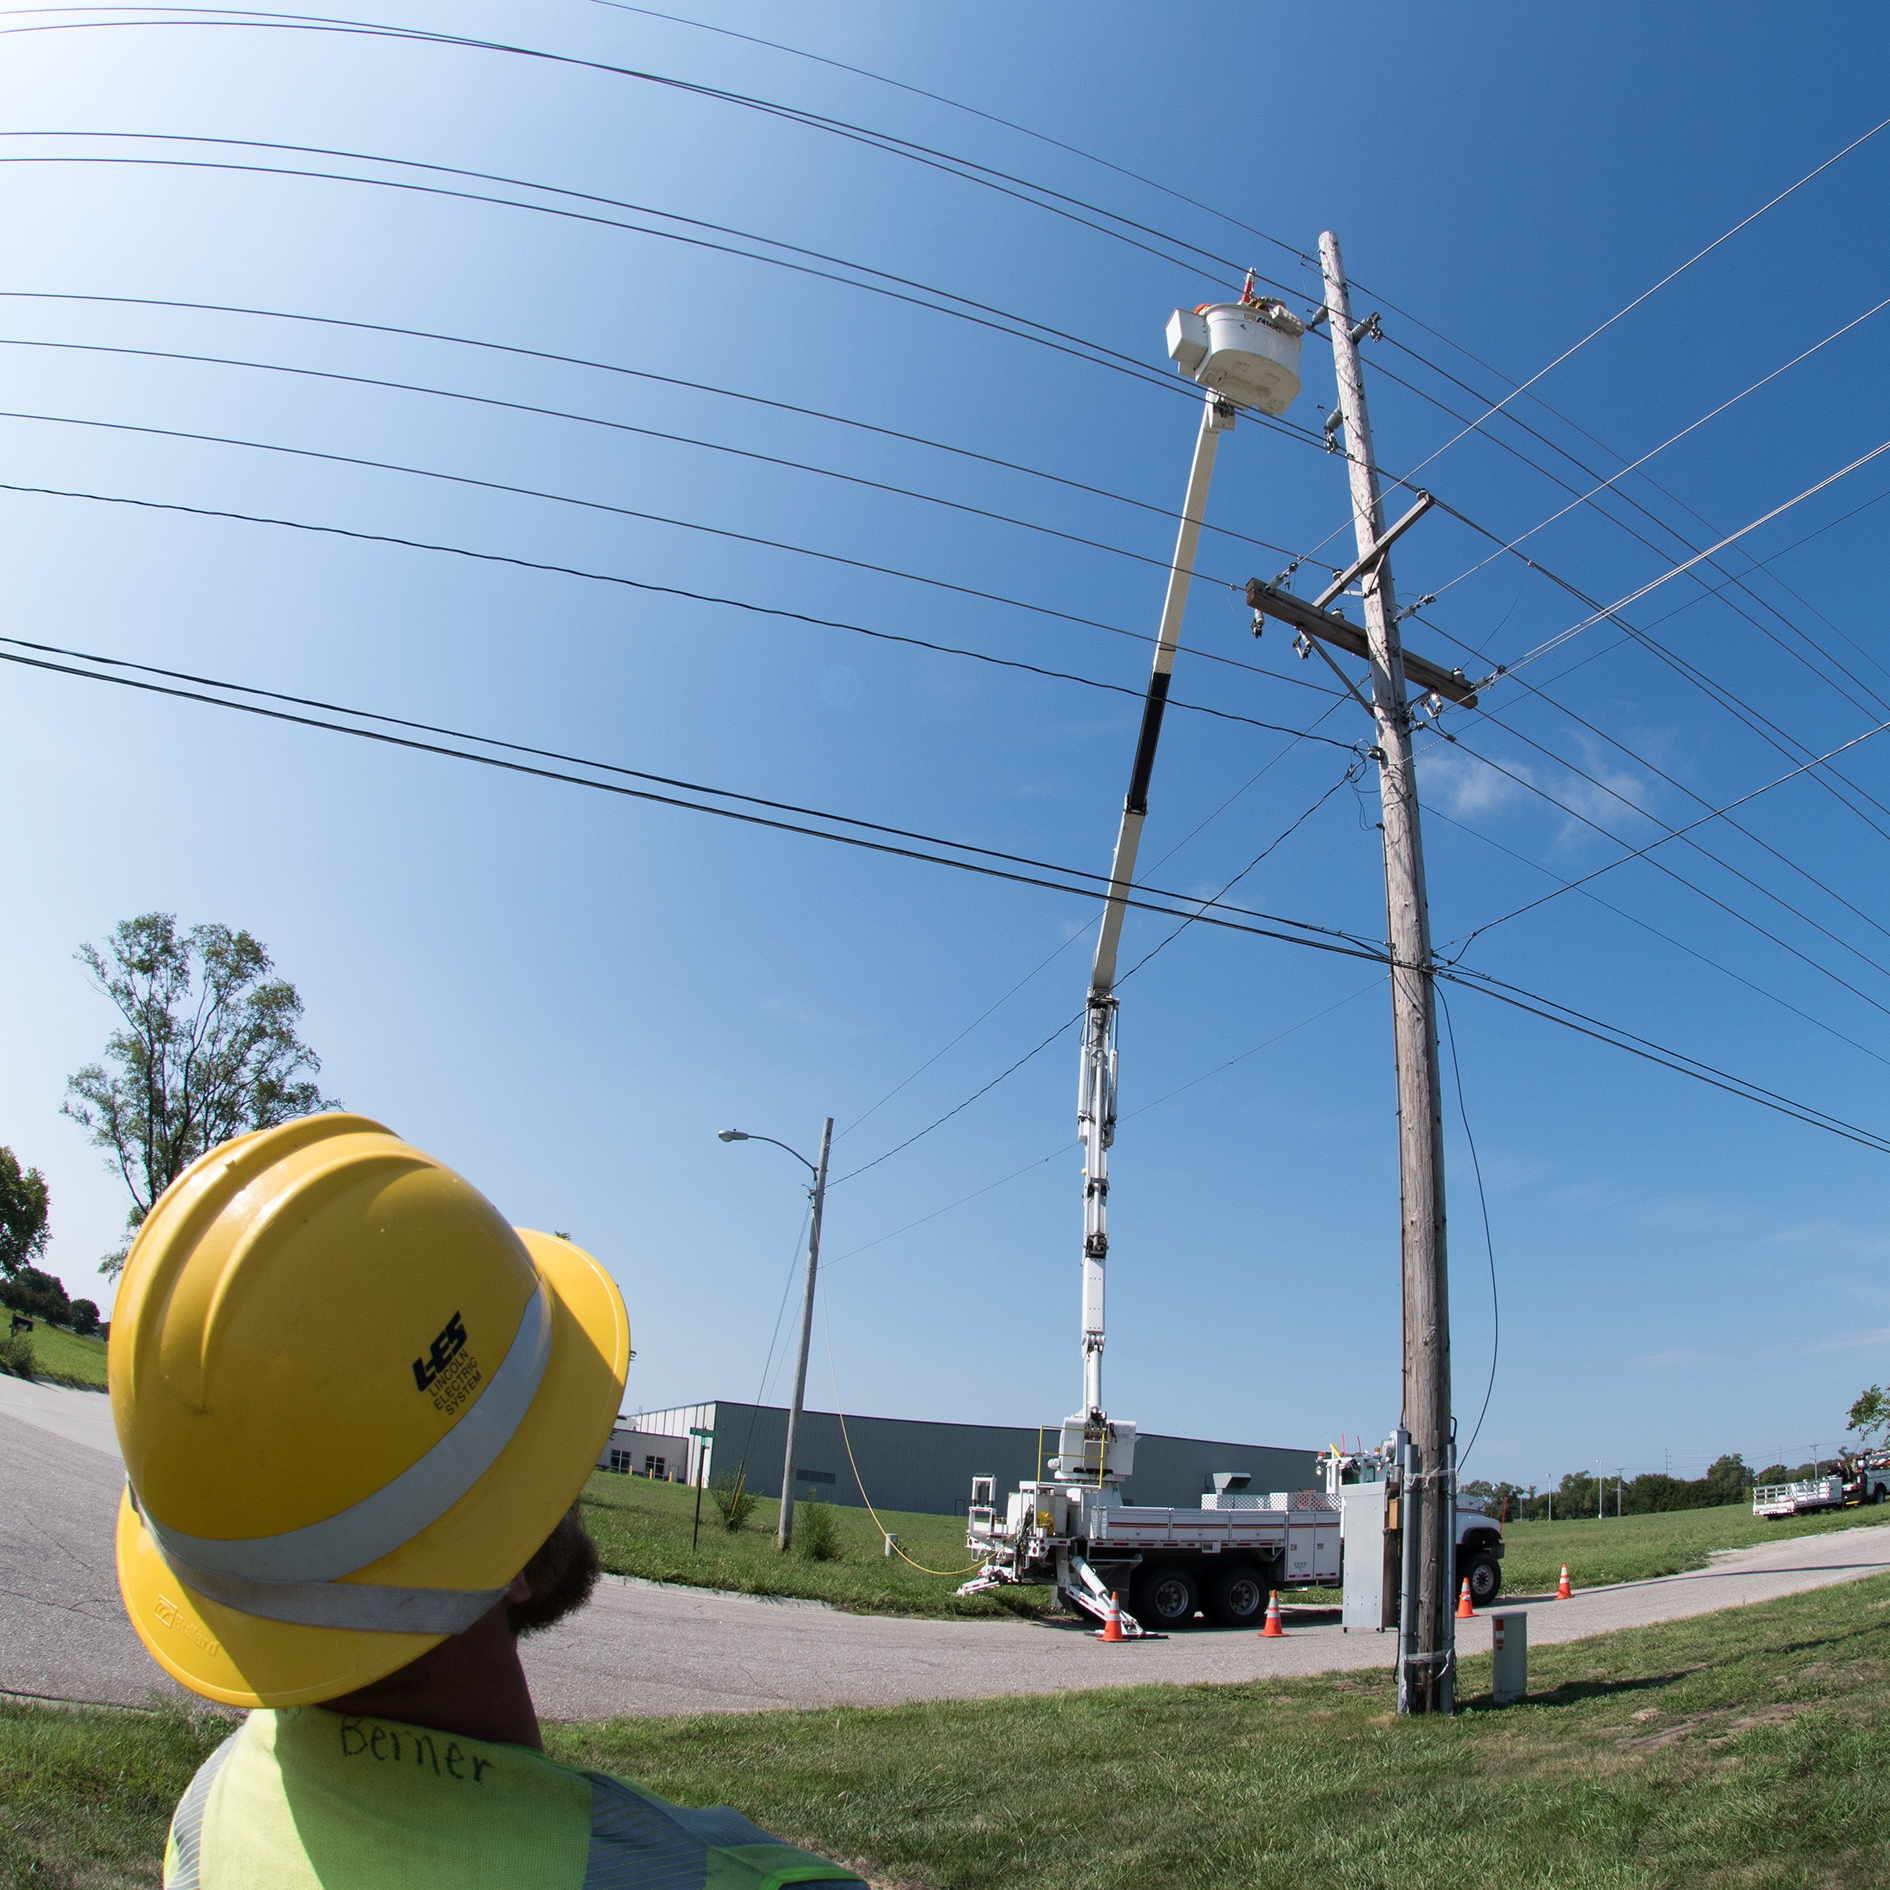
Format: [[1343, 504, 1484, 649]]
[[721, 1116, 833, 1552]]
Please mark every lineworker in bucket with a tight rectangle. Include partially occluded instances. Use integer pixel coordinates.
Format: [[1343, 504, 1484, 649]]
[[113, 1112, 859, 1890]]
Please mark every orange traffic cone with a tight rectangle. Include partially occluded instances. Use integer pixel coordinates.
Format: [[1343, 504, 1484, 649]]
[[1457, 1578, 1475, 1619], [1556, 1565, 1572, 1600], [1100, 1591, 1126, 1641], [1260, 1591, 1285, 1637]]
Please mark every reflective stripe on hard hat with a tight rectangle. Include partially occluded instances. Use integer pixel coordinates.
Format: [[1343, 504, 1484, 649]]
[[135, 1280, 551, 1591], [139, 1516, 507, 1634]]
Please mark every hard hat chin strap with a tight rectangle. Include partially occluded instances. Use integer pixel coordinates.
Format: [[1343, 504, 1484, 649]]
[[129, 1280, 555, 1634]]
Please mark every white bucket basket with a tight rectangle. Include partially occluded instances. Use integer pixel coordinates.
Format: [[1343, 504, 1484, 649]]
[[1166, 302, 1302, 415]]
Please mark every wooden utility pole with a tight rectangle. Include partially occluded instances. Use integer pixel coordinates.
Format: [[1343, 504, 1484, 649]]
[[1319, 229, 1455, 1714]]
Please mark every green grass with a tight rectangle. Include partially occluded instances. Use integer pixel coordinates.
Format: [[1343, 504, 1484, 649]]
[[578, 1470, 1051, 1619], [0, 1321, 108, 1390], [582, 1471, 1890, 1622], [16, 1574, 1890, 1887], [0, 1698, 233, 1889], [1497, 1499, 1890, 1596]]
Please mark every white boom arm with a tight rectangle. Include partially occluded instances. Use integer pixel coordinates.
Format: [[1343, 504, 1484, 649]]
[[1076, 389, 1231, 1420]]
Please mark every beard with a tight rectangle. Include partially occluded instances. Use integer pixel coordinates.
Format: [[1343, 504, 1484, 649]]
[[507, 1504, 601, 1637]]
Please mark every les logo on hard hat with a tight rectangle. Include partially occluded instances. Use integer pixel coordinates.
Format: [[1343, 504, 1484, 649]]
[[412, 1312, 482, 1418]]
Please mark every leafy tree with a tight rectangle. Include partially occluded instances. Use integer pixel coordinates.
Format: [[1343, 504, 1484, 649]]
[[67, 1297, 100, 1337], [1703, 1453, 1754, 1504], [0, 1146, 50, 1279], [62, 913, 340, 1277], [1849, 1385, 1890, 1452], [0, 1265, 70, 1323]]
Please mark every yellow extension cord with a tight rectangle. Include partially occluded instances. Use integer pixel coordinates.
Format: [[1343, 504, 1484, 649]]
[[818, 1280, 983, 1578]]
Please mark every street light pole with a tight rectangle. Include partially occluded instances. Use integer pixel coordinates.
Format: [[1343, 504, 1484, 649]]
[[777, 1118, 833, 1552]]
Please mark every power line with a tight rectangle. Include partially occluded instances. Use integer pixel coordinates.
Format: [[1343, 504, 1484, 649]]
[[0, 16, 1293, 298], [1453, 714, 1890, 952], [1368, 341, 1890, 747], [0, 634, 1383, 955], [11, 630, 1888, 1163], [0, 135, 1216, 405], [1425, 800, 1890, 1073], [1497, 438, 1890, 676], [1439, 989, 1497, 1471], [0, 472, 1351, 719], [1442, 726, 1890, 1027], [835, 699, 1352, 1145], [0, 288, 1329, 570], [832, 755, 1362, 1182], [1439, 964, 1890, 1158], [826, 977, 1384, 1266], [1422, 294, 1890, 605], [1398, 113, 1890, 480], [583, 0, 1321, 279], [0, 332, 1323, 581]]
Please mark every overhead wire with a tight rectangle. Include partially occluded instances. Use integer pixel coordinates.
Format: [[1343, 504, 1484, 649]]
[[582, 0, 1321, 277], [1437, 963, 1890, 1158], [826, 976, 1386, 1268], [836, 694, 1352, 1148], [1418, 293, 1890, 606], [1424, 800, 1890, 1073], [1395, 113, 1890, 481], [0, 287, 1328, 570], [0, 635, 1386, 956], [1438, 989, 1497, 1471], [1366, 343, 1890, 757], [1439, 726, 1890, 1025], [0, 402, 1300, 666], [0, 332, 1324, 584], [1495, 438, 1890, 677], [1452, 713, 1890, 953], [0, 12, 1299, 298], [829, 755, 1364, 1185], [0, 141, 1211, 406], [11, 634, 1889, 1167], [0, 471, 1351, 721]]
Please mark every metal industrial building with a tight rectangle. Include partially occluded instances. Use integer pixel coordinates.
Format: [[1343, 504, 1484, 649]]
[[616, 1399, 1316, 1515]]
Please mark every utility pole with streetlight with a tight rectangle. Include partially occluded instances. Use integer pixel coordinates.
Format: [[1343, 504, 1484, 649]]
[[719, 1118, 834, 1552]]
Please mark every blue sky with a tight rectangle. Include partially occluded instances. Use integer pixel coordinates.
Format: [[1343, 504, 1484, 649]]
[[3, 2, 1889, 1490]]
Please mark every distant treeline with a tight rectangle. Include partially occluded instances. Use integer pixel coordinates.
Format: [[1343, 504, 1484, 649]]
[[1464, 1453, 1798, 1523]]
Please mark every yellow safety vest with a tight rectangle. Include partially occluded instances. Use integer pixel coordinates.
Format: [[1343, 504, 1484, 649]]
[[163, 1707, 861, 1890]]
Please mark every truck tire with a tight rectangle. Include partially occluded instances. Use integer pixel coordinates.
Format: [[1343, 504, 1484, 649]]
[[1459, 1551, 1502, 1607], [1206, 1562, 1269, 1628], [1134, 1563, 1200, 1630]]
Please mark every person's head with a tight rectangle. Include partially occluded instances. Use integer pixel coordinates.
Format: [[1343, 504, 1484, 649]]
[[110, 1114, 630, 1710]]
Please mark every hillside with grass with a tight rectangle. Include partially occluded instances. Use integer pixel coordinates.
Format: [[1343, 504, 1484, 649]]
[[0, 1320, 106, 1390]]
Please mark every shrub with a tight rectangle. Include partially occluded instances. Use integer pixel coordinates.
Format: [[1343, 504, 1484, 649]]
[[68, 1299, 100, 1337], [708, 1468, 756, 1532], [0, 1332, 35, 1379], [794, 1489, 842, 1562]]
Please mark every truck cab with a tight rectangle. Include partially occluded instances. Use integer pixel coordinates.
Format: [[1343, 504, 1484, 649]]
[[1320, 1442, 1505, 1608]]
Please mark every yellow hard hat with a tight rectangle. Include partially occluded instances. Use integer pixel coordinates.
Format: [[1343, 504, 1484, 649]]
[[110, 1113, 630, 1709]]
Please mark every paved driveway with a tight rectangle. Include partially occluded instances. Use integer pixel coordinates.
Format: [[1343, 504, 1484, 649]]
[[6, 1384, 1889, 1720]]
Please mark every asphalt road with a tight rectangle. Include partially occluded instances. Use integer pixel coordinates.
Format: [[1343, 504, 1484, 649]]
[[7, 1381, 1889, 1720]]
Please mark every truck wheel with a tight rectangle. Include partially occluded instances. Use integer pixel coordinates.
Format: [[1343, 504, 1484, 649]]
[[1134, 1564, 1200, 1630], [1872, 1483, 1886, 1506], [1460, 1552, 1501, 1607], [1206, 1563, 1268, 1628]]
